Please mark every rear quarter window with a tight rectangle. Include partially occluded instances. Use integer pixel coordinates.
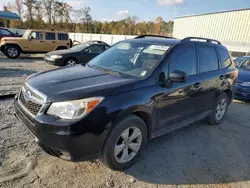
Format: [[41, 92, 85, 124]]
[[58, 33, 69, 40], [217, 47, 232, 68]]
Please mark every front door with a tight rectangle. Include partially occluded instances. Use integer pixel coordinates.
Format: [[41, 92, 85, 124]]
[[155, 44, 204, 133], [28, 31, 45, 52], [44, 32, 57, 52]]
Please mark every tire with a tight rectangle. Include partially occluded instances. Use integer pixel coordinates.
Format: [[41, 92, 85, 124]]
[[56, 46, 67, 50], [101, 115, 147, 170], [65, 58, 78, 66], [206, 92, 229, 125], [4, 45, 20, 59]]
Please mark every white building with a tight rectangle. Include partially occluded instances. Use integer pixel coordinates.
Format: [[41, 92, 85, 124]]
[[173, 8, 250, 57]]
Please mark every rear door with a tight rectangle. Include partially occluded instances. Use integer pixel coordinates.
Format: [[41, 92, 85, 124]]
[[196, 44, 223, 112], [44, 32, 57, 51]]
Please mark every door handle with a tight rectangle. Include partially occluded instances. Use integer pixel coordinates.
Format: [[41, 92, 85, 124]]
[[40, 41, 44, 43], [52, 41, 56, 43], [219, 75, 225, 80], [193, 82, 201, 90]]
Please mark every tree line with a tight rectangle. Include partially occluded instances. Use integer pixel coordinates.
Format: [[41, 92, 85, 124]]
[[4, 0, 174, 36]]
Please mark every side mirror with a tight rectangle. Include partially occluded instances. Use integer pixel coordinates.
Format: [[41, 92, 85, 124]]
[[169, 70, 187, 82], [28, 36, 33, 40]]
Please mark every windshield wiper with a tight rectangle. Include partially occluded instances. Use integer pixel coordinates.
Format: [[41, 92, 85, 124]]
[[90, 65, 121, 76]]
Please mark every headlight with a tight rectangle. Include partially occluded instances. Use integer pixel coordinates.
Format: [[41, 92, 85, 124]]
[[50, 55, 62, 59], [240, 82, 250, 86], [47, 97, 104, 120]]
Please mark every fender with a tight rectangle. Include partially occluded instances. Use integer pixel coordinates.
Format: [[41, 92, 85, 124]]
[[109, 105, 155, 139], [2, 42, 23, 51]]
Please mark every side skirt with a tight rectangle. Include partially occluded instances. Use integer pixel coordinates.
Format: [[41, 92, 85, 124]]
[[151, 110, 212, 139]]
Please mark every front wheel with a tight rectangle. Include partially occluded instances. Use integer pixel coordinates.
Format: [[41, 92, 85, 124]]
[[4, 45, 20, 59], [65, 58, 78, 66], [206, 92, 229, 125], [101, 115, 147, 170]]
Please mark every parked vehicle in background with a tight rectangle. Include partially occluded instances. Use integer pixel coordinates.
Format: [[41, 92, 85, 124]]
[[14, 35, 237, 170], [0, 30, 71, 59], [44, 41, 110, 66], [235, 56, 250, 99], [234, 56, 250, 67], [0, 27, 22, 40]]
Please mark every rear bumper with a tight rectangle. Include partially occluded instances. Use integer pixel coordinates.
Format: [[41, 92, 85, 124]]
[[14, 98, 107, 162]]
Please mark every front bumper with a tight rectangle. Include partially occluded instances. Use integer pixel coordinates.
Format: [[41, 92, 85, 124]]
[[14, 98, 107, 161], [235, 85, 250, 100], [44, 56, 65, 66]]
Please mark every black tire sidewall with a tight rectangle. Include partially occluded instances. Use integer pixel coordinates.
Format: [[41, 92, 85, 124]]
[[209, 92, 229, 124], [5, 45, 20, 59], [102, 115, 147, 170]]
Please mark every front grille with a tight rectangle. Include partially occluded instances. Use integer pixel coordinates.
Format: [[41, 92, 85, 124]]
[[19, 91, 42, 115]]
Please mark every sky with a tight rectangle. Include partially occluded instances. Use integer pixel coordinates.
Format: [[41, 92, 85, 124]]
[[1, 0, 250, 22]]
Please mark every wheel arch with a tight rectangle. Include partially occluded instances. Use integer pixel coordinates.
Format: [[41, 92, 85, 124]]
[[4, 43, 23, 52], [110, 106, 154, 140], [54, 45, 68, 51]]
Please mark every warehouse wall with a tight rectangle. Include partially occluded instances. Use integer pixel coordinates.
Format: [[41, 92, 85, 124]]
[[173, 9, 250, 43]]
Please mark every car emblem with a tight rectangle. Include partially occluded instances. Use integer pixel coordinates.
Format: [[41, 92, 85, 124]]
[[24, 90, 32, 101]]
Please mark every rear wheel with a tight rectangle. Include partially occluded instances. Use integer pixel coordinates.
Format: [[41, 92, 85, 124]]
[[65, 58, 78, 66], [4, 45, 20, 59], [101, 115, 147, 170], [206, 92, 229, 125]]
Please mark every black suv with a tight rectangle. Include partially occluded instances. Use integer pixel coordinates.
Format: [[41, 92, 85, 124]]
[[14, 35, 238, 170]]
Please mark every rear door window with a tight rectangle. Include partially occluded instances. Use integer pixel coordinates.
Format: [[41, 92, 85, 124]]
[[197, 45, 219, 73], [45, 32, 56, 40], [58, 33, 69, 40], [169, 44, 197, 76]]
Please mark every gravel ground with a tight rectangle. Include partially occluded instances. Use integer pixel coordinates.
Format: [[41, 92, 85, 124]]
[[1, 54, 250, 188], [0, 53, 56, 96]]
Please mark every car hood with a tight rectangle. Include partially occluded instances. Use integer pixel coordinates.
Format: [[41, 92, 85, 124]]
[[26, 65, 137, 102], [237, 69, 250, 82], [47, 49, 77, 55], [1, 37, 25, 42]]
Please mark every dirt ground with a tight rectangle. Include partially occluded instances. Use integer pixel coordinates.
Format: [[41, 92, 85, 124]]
[[1, 54, 250, 188]]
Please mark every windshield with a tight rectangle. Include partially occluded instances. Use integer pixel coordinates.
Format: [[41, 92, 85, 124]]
[[22, 30, 31, 39], [88, 42, 170, 77], [71, 43, 89, 51]]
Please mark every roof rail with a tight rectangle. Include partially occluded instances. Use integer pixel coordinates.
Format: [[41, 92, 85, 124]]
[[135, 35, 176, 39], [181, 37, 222, 45]]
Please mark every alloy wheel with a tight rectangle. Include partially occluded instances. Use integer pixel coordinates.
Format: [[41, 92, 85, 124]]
[[7, 48, 18, 57], [114, 127, 142, 163], [66, 60, 76, 66], [215, 98, 227, 121]]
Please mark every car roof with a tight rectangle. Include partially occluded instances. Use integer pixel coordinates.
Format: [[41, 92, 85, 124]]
[[125, 37, 180, 46], [125, 36, 225, 49], [26, 29, 68, 34]]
